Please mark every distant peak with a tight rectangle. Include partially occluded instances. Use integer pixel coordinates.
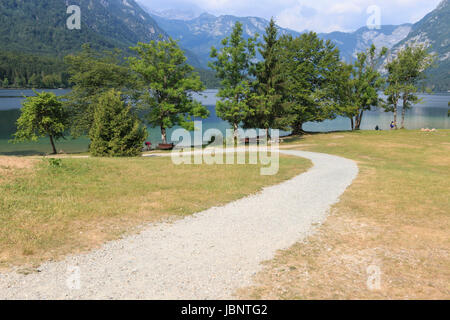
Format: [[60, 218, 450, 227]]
[[198, 12, 216, 19]]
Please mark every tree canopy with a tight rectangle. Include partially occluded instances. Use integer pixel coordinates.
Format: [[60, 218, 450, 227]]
[[64, 45, 134, 138], [129, 38, 208, 144], [244, 18, 289, 134], [348, 45, 387, 130], [209, 22, 258, 142], [89, 89, 147, 157], [12, 91, 68, 154], [278, 32, 341, 134]]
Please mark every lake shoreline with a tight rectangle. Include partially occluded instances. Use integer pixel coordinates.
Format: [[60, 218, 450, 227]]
[[1, 89, 449, 155]]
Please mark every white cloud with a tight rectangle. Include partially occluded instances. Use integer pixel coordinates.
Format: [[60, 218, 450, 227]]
[[137, 0, 442, 33], [327, 2, 363, 14]]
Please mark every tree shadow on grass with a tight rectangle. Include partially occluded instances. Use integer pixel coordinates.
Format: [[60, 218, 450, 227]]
[[0, 150, 47, 156], [281, 130, 358, 143]]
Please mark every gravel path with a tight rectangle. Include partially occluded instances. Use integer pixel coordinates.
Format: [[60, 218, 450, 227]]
[[0, 150, 358, 299]]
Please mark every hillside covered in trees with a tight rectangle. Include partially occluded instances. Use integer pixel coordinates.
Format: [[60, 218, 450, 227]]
[[0, 0, 218, 89]]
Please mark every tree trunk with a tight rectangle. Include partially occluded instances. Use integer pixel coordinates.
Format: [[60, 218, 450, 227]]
[[350, 117, 354, 131], [355, 110, 364, 130], [401, 93, 407, 129], [233, 123, 239, 145], [393, 104, 398, 130], [161, 127, 167, 144], [49, 135, 57, 155], [291, 122, 304, 135], [265, 127, 271, 140]]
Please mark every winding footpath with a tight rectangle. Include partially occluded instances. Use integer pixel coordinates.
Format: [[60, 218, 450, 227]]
[[0, 150, 358, 299]]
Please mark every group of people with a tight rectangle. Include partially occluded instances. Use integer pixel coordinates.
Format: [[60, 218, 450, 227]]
[[374, 121, 397, 131]]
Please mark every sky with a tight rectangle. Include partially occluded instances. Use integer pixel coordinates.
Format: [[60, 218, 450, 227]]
[[137, 0, 442, 33]]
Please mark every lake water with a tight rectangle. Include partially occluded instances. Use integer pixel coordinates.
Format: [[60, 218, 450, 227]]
[[1, 89, 449, 155]]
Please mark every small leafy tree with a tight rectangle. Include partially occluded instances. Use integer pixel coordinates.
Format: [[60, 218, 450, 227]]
[[383, 45, 433, 129], [384, 56, 403, 129], [129, 38, 208, 144], [333, 62, 361, 130], [210, 22, 258, 142], [12, 90, 67, 154], [351, 45, 387, 130], [399, 46, 433, 129], [244, 18, 288, 136], [89, 89, 147, 157]]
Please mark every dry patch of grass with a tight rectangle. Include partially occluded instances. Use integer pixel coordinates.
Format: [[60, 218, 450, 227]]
[[237, 130, 450, 299], [0, 157, 35, 169], [0, 157, 35, 184], [0, 154, 310, 268]]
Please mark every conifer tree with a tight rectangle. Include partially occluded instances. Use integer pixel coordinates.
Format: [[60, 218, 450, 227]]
[[244, 18, 288, 137], [89, 90, 147, 157]]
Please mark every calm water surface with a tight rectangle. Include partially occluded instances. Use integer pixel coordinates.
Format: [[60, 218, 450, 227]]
[[0, 89, 449, 155]]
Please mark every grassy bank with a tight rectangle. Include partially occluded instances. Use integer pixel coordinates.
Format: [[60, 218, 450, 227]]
[[238, 130, 450, 299], [0, 154, 310, 268]]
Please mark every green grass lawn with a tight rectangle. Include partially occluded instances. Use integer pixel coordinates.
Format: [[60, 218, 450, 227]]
[[239, 129, 450, 299], [0, 154, 311, 268]]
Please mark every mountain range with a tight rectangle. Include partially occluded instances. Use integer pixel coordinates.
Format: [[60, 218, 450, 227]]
[[319, 24, 412, 62], [0, 0, 448, 91], [149, 12, 302, 66], [145, 0, 449, 91], [387, 0, 449, 91], [147, 9, 415, 67], [0, 0, 165, 55]]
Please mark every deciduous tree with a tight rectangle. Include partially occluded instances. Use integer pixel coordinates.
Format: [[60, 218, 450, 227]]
[[351, 45, 387, 130], [12, 90, 67, 154], [64, 45, 133, 137], [210, 22, 258, 142], [129, 38, 208, 144], [279, 32, 341, 134]]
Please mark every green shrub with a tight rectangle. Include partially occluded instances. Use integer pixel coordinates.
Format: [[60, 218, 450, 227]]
[[89, 90, 147, 157], [46, 158, 63, 168]]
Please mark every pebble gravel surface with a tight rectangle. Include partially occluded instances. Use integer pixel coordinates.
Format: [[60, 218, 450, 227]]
[[0, 150, 358, 299]]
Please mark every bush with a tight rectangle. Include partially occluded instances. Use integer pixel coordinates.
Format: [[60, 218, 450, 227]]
[[89, 90, 147, 157], [46, 158, 63, 168]]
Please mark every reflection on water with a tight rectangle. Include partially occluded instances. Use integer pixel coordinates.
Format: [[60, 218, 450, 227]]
[[1, 89, 449, 154], [304, 106, 450, 132]]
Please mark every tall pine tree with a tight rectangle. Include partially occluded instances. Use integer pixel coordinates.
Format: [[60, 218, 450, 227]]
[[244, 18, 288, 137]]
